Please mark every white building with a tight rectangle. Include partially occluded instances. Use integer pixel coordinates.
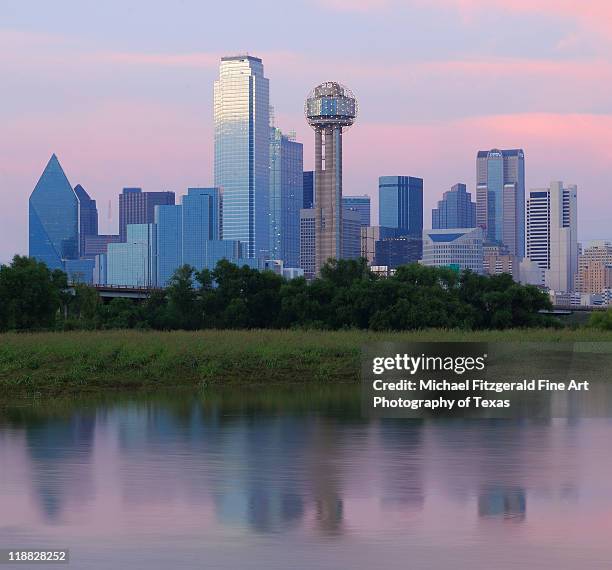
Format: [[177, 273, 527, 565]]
[[526, 181, 577, 293], [422, 227, 484, 273]]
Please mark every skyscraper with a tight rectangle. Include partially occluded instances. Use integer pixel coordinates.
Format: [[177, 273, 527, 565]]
[[214, 55, 270, 259], [526, 181, 578, 292], [29, 154, 79, 270], [269, 128, 304, 267], [476, 149, 525, 257], [154, 188, 246, 287], [119, 188, 175, 241], [342, 195, 371, 227], [182, 188, 222, 269], [303, 171, 314, 209], [378, 176, 423, 237], [74, 184, 98, 255], [432, 183, 476, 229], [305, 82, 358, 275]]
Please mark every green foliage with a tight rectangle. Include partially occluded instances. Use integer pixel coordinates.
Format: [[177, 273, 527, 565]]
[[0, 256, 65, 331], [0, 256, 556, 332], [589, 309, 612, 330]]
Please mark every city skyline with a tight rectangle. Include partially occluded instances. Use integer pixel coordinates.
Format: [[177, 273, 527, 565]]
[[3, 0, 612, 263]]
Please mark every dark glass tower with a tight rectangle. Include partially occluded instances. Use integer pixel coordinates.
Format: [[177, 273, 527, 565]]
[[303, 171, 314, 209], [378, 176, 423, 237], [74, 184, 98, 255], [29, 154, 79, 269], [432, 183, 476, 229]]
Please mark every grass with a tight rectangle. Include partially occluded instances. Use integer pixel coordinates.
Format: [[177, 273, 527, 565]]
[[1, 328, 612, 396]]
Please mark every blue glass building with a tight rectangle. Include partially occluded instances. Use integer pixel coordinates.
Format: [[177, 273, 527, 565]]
[[183, 188, 222, 269], [29, 154, 79, 270], [342, 195, 371, 227], [269, 128, 303, 267], [107, 224, 156, 287], [378, 176, 423, 237], [432, 183, 476, 229], [155, 205, 183, 287], [64, 259, 95, 285], [476, 149, 525, 257], [303, 171, 314, 209], [214, 55, 270, 259], [73, 184, 98, 256]]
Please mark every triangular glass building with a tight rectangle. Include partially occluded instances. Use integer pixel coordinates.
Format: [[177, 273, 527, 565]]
[[29, 154, 79, 270]]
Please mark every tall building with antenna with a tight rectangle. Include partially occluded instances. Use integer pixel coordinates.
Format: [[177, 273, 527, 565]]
[[304, 82, 358, 275]]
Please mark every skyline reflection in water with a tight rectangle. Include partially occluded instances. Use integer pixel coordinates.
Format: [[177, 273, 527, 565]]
[[1, 388, 612, 569]]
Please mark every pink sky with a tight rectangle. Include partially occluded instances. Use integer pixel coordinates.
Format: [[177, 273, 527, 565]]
[[1, 0, 611, 262]]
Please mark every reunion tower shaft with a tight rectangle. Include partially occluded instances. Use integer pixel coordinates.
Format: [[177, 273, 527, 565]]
[[305, 82, 358, 275]]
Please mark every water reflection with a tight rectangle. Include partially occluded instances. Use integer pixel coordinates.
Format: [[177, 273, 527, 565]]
[[1, 389, 612, 569]]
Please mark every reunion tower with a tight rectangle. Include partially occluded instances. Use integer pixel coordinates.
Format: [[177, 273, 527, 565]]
[[305, 82, 358, 275]]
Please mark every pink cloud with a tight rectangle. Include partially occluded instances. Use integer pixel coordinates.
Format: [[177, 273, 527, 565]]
[[420, 0, 612, 37]]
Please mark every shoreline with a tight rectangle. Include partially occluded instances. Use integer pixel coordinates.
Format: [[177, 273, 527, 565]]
[[2, 329, 612, 396]]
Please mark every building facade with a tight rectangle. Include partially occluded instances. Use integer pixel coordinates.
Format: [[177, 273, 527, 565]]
[[269, 128, 304, 267], [342, 195, 371, 227], [422, 227, 484, 274], [342, 210, 362, 260], [575, 241, 612, 294], [29, 154, 79, 270], [374, 236, 422, 269], [360, 226, 400, 264], [432, 183, 476, 229], [379, 176, 423, 237], [299, 209, 316, 280], [526, 181, 578, 292], [303, 171, 314, 209], [214, 55, 270, 259], [74, 184, 98, 256], [107, 224, 157, 287], [82, 235, 121, 259], [119, 187, 175, 242], [476, 149, 525, 257], [483, 243, 518, 279]]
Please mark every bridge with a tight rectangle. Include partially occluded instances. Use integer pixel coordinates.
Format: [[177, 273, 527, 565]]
[[68, 284, 162, 301]]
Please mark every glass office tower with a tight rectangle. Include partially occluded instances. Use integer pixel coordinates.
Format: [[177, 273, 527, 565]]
[[74, 184, 98, 255], [432, 183, 476, 229], [183, 188, 221, 269], [29, 154, 79, 270], [378, 176, 423, 237], [269, 128, 303, 267], [303, 171, 314, 209], [476, 149, 525, 257], [342, 195, 371, 227], [214, 55, 270, 259]]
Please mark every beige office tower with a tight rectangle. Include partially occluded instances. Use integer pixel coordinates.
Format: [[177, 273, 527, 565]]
[[305, 82, 358, 275], [575, 241, 612, 294]]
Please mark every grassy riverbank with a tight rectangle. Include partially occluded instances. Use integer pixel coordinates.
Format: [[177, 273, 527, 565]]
[[1, 328, 612, 396]]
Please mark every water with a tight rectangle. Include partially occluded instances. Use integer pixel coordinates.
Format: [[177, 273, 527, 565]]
[[1, 387, 612, 569]]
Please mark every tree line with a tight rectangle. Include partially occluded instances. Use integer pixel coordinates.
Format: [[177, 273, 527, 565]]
[[0, 255, 565, 332]]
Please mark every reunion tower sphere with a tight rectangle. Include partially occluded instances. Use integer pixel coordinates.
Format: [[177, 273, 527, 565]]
[[304, 81, 358, 130]]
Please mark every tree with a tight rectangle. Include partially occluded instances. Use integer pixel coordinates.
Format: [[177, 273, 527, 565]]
[[0, 256, 65, 331], [166, 265, 200, 329], [589, 309, 612, 330]]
